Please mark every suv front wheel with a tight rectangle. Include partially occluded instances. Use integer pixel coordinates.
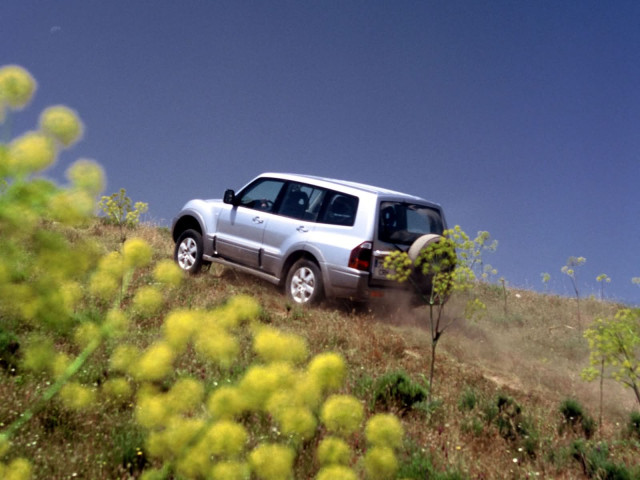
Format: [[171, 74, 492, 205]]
[[175, 229, 206, 274], [286, 259, 324, 305]]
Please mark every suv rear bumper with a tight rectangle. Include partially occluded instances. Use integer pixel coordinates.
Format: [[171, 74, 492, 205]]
[[323, 264, 371, 301]]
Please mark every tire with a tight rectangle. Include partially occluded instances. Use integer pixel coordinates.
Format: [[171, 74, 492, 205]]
[[406, 234, 454, 298], [407, 234, 442, 262], [174, 229, 205, 274], [285, 259, 324, 305]]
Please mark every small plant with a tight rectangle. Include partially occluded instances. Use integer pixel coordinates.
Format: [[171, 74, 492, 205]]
[[541, 272, 551, 292], [559, 398, 596, 439], [458, 387, 478, 412], [583, 308, 640, 407], [628, 411, 640, 441], [98, 188, 148, 240], [596, 274, 611, 300], [561, 256, 586, 329], [383, 225, 487, 404], [571, 440, 633, 479], [370, 370, 428, 414]]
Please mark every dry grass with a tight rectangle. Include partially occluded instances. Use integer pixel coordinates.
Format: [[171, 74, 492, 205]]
[[2, 223, 639, 479]]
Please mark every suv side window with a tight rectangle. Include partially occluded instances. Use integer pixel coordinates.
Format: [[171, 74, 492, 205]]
[[278, 182, 325, 220], [238, 179, 285, 213], [319, 192, 359, 226]]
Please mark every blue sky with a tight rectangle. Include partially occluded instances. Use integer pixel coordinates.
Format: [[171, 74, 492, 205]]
[[3, 1, 640, 304]]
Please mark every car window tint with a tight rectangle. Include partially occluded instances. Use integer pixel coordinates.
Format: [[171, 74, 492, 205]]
[[238, 179, 285, 212], [320, 193, 358, 226], [379, 202, 443, 244]]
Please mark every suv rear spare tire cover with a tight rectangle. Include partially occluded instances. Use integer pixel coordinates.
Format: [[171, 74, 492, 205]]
[[406, 234, 453, 296]]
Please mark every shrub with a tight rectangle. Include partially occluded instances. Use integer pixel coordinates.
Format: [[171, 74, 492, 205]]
[[571, 440, 633, 479], [559, 398, 596, 439], [628, 411, 640, 441], [371, 370, 428, 413]]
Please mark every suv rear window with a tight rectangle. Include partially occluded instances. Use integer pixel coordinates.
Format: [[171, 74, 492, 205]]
[[378, 201, 443, 245]]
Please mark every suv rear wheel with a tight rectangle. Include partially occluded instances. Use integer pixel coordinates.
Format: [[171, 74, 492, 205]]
[[286, 259, 323, 305], [175, 229, 206, 274]]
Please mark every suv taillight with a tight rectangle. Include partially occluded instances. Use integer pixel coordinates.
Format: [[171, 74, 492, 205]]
[[348, 241, 372, 271]]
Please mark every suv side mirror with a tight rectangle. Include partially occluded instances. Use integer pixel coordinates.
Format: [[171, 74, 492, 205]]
[[223, 189, 236, 205]]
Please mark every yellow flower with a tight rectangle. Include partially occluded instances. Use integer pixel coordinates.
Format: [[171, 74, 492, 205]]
[[133, 286, 163, 316], [39, 105, 83, 147], [123, 238, 152, 268], [291, 373, 322, 410], [202, 420, 248, 457], [153, 259, 183, 287], [249, 443, 295, 480], [51, 352, 71, 379], [175, 444, 211, 479], [365, 414, 404, 450], [211, 461, 251, 480], [317, 436, 351, 466], [277, 406, 317, 441], [2, 457, 33, 480], [364, 446, 398, 480], [320, 395, 363, 437], [59, 382, 96, 410], [22, 338, 55, 374], [238, 363, 296, 411], [66, 159, 105, 195], [253, 326, 308, 364], [316, 465, 357, 480], [9, 131, 56, 175], [165, 377, 204, 414], [74, 322, 102, 348], [136, 393, 170, 429], [109, 344, 140, 374], [0, 434, 10, 459], [103, 309, 129, 338], [226, 295, 261, 323], [49, 190, 94, 224], [0, 65, 36, 109], [134, 341, 175, 382], [101, 377, 133, 402], [207, 386, 247, 420], [308, 352, 346, 392], [98, 251, 125, 278], [163, 310, 199, 351], [89, 270, 120, 301], [194, 327, 239, 368]]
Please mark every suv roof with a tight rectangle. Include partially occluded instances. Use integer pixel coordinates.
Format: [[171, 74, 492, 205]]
[[257, 172, 430, 203]]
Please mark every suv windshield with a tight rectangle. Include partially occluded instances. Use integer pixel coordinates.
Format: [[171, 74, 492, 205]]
[[378, 201, 444, 245]]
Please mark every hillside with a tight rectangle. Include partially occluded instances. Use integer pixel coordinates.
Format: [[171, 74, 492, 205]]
[[1, 223, 639, 479]]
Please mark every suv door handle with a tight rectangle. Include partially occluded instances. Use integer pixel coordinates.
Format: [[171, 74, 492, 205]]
[[252, 216, 264, 224], [296, 225, 308, 233]]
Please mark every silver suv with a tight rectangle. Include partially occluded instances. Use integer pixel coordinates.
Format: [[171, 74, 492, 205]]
[[171, 173, 447, 305]]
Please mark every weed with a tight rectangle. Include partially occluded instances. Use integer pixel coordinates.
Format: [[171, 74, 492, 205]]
[[398, 441, 466, 479], [457, 387, 477, 412], [559, 398, 597, 439], [628, 411, 640, 441], [0, 326, 20, 374], [371, 370, 428, 414], [571, 440, 634, 479]]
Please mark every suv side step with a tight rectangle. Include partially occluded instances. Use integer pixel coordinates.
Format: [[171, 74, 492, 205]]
[[203, 254, 282, 286]]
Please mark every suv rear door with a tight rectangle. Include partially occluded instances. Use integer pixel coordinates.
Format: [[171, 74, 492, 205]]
[[370, 200, 445, 285]]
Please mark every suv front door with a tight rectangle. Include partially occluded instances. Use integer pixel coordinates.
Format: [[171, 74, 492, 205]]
[[260, 181, 324, 275], [216, 178, 285, 268]]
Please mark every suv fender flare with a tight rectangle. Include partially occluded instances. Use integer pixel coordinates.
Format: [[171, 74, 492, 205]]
[[172, 209, 214, 256]]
